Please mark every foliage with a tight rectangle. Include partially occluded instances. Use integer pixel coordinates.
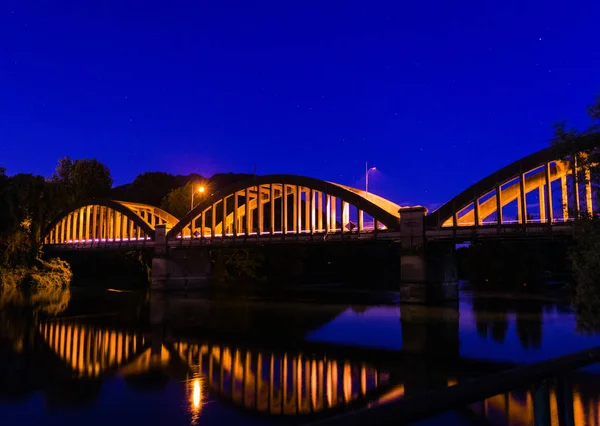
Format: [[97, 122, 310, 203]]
[[158, 173, 254, 218], [0, 157, 112, 274], [568, 216, 600, 332], [0, 257, 72, 291], [0, 173, 64, 264], [160, 180, 206, 218], [51, 156, 113, 203], [550, 95, 600, 331]]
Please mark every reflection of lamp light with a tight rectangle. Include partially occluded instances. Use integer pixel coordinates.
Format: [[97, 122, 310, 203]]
[[188, 376, 204, 424], [192, 378, 202, 409]]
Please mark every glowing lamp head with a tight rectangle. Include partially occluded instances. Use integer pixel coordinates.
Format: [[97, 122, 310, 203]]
[[198, 186, 205, 193]]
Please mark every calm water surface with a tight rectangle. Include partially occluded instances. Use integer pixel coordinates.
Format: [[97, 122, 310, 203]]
[[1, 285, 600, 426]]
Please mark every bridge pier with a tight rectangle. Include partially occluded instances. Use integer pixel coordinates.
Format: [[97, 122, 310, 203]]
[[151, 224, 212, 291], [398, 207, 458, 304]]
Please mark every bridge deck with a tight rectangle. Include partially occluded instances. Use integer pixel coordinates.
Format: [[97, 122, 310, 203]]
[[426, 223, 573, 241], [43, 230, 403, 250], [43, 222, 575, 250]]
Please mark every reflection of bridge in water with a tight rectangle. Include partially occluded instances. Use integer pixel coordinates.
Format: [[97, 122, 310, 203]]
[[471, 386, 600, 426], [37, 319, 402, 418], [35, 319, 600, 425]]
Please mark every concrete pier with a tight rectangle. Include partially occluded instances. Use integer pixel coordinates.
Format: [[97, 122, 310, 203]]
[[398, 207, 458, 304]]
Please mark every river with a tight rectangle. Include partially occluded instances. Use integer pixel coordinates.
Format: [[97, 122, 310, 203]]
[[1, 284, 599, 426]]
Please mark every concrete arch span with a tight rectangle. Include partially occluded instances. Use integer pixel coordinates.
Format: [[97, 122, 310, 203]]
[[43, 199, 178, 245], [168, 174, 419, 239], [426, 142, 600, 229]]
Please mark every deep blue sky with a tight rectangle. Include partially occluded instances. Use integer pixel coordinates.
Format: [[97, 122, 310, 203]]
[[1, 1, 599, 209]]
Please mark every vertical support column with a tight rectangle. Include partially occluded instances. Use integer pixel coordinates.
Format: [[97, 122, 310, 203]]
[[107, 208, 112, 240], [292, 186, 299, 233], [539, 186, 546, 223], [358, 209, 364, 231], [305, 188, 311, 233], [374, 218, 379, 232], [519, 173, 527, 224], [330, 196, 337, 232], [572, 155, 580, 217], [212, 204, 217, 238], [110, 209, 115, 241], [310, 189, 315, 234], [114, 211, 121, 241], [341, 201, 349, 232], [61, 217, 66, 243], [233, 192, 239, 237], [282, 185, 288, 234], [222, 195, 228, 236], [200, 210, 206, 241], [496, 185, 503, 225], [79, 208, 84, 241], [86, 210, 92, 241], [72, 211, 77, 242], [120, 211, 125, 241], [317, 192, 323, 232], [258, 185, 264, 235], [106, 209, 111, 240], [66, 213, 72, 242], [561, 176, 569, 221], [296, 186, 302, 233], [545, 162, 553, 224], [121, 213, 128, 240], [270, 184, 276, 235], [325, 194, 331, 232], [585, 166, 593, 215], [245, 187, 251, 236], [473, 198, 480, 227], [98, 207, 104, 241], [74, 211, 80, 241], [129, 219, 134, 240]]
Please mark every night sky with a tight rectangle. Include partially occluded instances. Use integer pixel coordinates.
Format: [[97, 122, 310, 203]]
[[1, 1, 599, 210]]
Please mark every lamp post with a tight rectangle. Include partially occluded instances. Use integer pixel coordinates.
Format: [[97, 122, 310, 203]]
[[191, 185, 205, 211], [366, 162, 376, 193]]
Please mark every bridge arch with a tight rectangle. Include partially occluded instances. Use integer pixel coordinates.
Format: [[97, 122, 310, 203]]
[[43, 199, 178, 245], [426, 142, 598, 229], [167, 174, 405, 239]]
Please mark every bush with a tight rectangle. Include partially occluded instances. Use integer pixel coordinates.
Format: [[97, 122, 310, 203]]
[[569, 217, 600, 332], [0, 257, 72, 290]]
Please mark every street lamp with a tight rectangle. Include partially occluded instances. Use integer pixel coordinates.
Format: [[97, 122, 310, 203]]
[[191, 185, 205, 211], [366, 162, 376, 193]]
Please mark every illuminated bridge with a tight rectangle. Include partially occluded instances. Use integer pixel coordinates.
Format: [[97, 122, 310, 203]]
[[42, 144, 597, 250]]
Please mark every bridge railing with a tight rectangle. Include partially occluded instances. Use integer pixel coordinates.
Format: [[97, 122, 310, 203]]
[[307, 345, 600, 426], [44, 236, 153, 249]]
